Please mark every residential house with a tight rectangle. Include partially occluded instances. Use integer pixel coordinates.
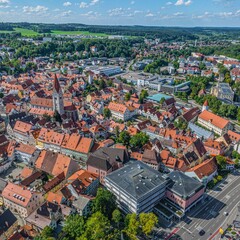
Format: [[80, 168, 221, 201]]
[[87, 147, 129, 183], [185, 157, 218, 184], [183, 139, 207, 167], [204, 139, 227, 156], [26, 201, 70, 231], [2, 182, 44, 218], [0, 209, 18, 240], [141, 149, 161, 170], [35, 150, 79, 178]]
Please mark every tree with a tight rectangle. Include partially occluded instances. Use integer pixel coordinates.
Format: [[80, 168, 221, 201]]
[[139, 212, 158, 237], [125, 92, 131, 101], [216, 155, 227, 169], [92, 188, 117, 219], [114, 125, 120, 138], [34, 226, 55, 240], [159, 97, 165, 105], [125, 213, 140, 240], [112, 209, 123, 228], [81, 211, 110, 240], [117, 131, 131, 147], [43, 113, 51, 122], [0, 92, 4, 98], [99, 79, 106, 90], [103, 108, 112, 119], [130, 132, 149, 149], [63, 214, 85, 239], [140, 89, 148, 99], [53, 110, 62, 124]]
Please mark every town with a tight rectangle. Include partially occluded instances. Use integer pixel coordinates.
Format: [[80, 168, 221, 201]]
[[0, 21, 240, 240]]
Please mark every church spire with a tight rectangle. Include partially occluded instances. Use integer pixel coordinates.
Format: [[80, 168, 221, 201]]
[[54, 74, 61, 93]]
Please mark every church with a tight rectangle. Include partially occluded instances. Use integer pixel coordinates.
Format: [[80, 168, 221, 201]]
[[29, 74, 78, 121]]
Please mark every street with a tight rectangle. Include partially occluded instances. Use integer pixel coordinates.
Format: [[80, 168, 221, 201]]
[[169, 171, 240, 240]]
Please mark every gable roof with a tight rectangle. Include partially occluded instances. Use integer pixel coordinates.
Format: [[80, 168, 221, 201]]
[[87, 147, 129, 171], [187, 157, 217, 179], [0, 209, 17, 235], [198, 110, 230, 130]]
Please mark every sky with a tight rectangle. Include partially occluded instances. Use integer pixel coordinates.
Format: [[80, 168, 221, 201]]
[[0, 0, 239, 27]]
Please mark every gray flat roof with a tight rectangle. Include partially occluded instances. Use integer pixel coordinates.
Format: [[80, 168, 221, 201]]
[[105, 161, 168, 200]]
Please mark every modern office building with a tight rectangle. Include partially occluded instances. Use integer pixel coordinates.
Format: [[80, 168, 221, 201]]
[[105, 161, 169, 214]]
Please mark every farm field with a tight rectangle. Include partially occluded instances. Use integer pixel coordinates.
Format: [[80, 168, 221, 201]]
[[13, 28, 39, 37], [50, 30, 108, 37]]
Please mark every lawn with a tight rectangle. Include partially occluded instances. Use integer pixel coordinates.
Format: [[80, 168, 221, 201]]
[[13, 28, 39, 37], [0, 30, 13, 33], [51, 30, 108, 37]]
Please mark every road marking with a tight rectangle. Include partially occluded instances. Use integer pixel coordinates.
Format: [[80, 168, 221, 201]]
[[180, 173, 240, 230], [208, 200, 240, 240], [165, 228, 179, 240]]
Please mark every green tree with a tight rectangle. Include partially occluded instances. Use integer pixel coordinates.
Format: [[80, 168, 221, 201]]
[[43, 113, 51, 122], [63, 214, 85, 239], [99, 79, 106, 90], [80, 212, 110, 240], [34, 226, 55, 240], [124, 213, 140, 240], [0, 92, 4, 98], [139, 212, 158, 237], [159, 97, 165, 105], [130, 132, 149, 148], [103, 108, 112, 119], [216, 155, 227, 169], [125, 92, 131, 101], [92, 188, 117, 219], [53, 110, 62, 124], [140, 89, 148, 99], [112, 209, 123, 228], [117, 131, 131, 147]]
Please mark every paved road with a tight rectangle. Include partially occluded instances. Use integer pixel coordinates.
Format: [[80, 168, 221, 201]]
[[174, 171, 240, 240]]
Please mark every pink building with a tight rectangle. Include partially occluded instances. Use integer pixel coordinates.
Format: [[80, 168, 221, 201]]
[[166, 171, 205, 212], [87, 147, 129, 183]]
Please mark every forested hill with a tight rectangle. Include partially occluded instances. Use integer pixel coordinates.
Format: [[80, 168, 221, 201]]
[[0, 22, 239, 40]]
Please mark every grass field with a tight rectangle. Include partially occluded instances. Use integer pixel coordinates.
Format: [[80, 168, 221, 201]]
[[0, 30, 13, 33], [13, 28, 39, 37], [51, 30, 108, 37]]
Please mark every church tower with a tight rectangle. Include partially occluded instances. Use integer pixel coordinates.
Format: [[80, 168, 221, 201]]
[[53, 74, 64, 115], [202, 100, 209, 112]]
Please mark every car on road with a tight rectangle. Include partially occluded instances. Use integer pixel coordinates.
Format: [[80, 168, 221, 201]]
[[199, 229, 205, 236], [224, 211, 228, 216]]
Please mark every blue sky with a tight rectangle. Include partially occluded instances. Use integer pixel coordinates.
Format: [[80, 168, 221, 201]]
[[0, 0, 239, 26]]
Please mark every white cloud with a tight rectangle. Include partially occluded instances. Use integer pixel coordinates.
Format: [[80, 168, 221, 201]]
[[61, 10, 72, 17], [175, 0, 192, 6], [89, 0, 99, 6], [0, 0, 9, 3], [185, 0, 192, 6], [130, 1, 135, 4], [80, 2, 88, 8], [63, 2, 72, 7], [145, 13, 154, 17], [166, 1, 173, 5], [79, 0, 99, 8], [23, 5, 48, 14]]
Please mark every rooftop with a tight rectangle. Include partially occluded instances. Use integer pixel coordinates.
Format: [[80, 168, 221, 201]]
[[105, 161, 168, 200], [147, 93, 172, 102]]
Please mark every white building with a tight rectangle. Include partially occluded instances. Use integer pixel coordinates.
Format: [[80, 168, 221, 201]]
[[105, 161, 168, 214], [198, 110, 233, 136]]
